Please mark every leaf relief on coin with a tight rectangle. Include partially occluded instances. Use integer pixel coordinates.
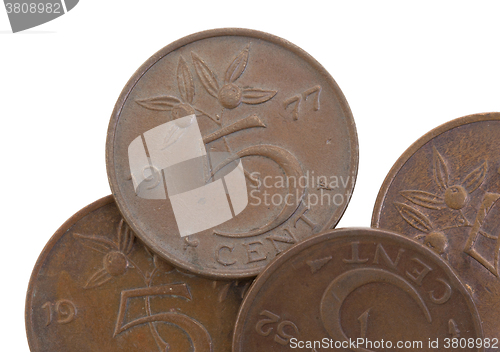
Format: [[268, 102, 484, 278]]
[[394, 146, 494, 258], [136, 46, 277, 125]]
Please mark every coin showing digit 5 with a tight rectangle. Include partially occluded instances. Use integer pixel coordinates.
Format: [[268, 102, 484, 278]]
[[233, 228, 483, 352], [372, 112, 500, 350], [26, 196, 251, 352], [106, 28, 358, 278]]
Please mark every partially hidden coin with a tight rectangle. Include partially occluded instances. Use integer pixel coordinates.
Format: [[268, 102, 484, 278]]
[[106, 28, 358, 278], [372, 112, 500, 350], [26, 195, 251, 352], [233, 228, 483, 352]]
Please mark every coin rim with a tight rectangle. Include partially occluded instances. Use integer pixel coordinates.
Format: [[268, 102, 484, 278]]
[[371, 112, 500, 226], [105, 28, 359, 279], [25, 195, 115, 352], [232, 227, 484, 351]]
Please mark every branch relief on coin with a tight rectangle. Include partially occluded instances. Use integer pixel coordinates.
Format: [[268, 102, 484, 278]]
[[394, 146, 498, 274]]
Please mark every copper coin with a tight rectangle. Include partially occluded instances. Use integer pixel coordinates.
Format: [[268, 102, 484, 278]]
[[26, 196, 250, 352], [233, 228, 483, 352], [106, 28, 358, 278], [372, 112, 500, 349]]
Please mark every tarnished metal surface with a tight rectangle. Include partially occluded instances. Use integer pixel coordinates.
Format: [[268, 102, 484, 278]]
[[372, 112, 500, 350], [26, 196, 250, 352], [233, 228, 483, 352], [106, 28, 358, 278]]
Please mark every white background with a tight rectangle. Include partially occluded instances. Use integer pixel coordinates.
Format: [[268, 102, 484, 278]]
[[2, 1, 500, 350]]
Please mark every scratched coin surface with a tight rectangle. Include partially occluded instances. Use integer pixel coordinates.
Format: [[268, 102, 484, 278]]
[[106, 28, 358, 278], [233, 228, 483, 352], [25, 196, 250, 352], [372, 112, 500, 349]]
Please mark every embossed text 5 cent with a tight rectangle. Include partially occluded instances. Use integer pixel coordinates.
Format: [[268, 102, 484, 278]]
[[233, 228, 483, 352], [372, 112, 500, 350], [106, 29, 358, 278], [26, 196, 250, 352]]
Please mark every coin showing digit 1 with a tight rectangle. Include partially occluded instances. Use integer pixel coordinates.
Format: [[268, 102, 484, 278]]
[[26, 196, 251, 352], [372, 112, 500, 350], [106, 28, 358, 279], [233, 228, 483, 352]]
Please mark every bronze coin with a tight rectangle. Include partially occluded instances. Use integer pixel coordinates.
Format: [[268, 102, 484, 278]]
[[25, 196, 250, 352], [233, 228, 483, 352], [106, 28, 358, 278], [372, 112, 500, 349]]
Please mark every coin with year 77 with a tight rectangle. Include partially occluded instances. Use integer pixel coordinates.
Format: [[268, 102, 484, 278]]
[[26, 196, 251, 352], [372, 112, 500, 351], [106, 28, 358, 278], [233, 228, 484, 352]]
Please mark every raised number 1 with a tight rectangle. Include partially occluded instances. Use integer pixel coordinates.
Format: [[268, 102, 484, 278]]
[[358, 308, 371, 339]]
